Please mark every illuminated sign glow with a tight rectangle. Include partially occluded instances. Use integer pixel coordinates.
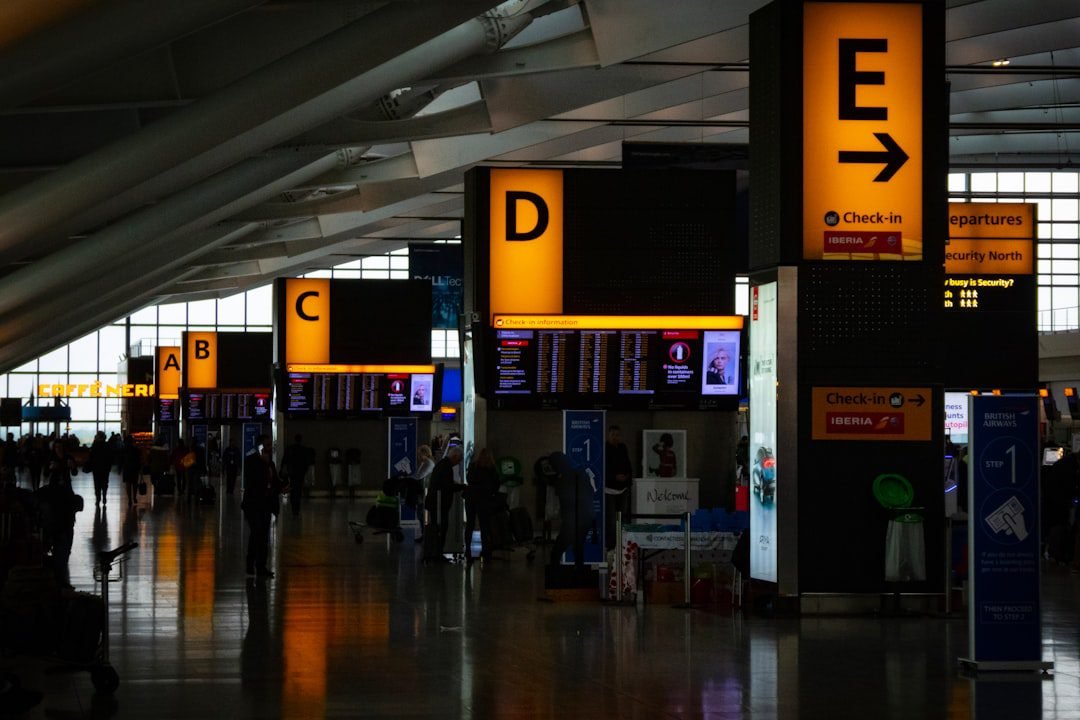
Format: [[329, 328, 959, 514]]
[[803, 2, 923, 260], [286, 364, 437, 374], [40, 383, 155, 398], [812, 386, 932, 441], [284, 278, 330, 364], [492, 315, 744, 331], [156, 346, 182, 400], [489, 169, 563, 320]]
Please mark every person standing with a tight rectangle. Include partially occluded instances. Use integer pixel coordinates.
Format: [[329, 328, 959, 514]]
[[548, 451, 595, 571], [121, 434, 142, 507], [282, 434, 313, 517], [0, 432, 16, 486], [424, 445, 464, 559], [604, 425, 634, 550], [40, 442, 80, 567], [88, 431, 114, 505], [242, 436, 279, 578], [223, 440, 241, 495], [464, 448, 499, 564]]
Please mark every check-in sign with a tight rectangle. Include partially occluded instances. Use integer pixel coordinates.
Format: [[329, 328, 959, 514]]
[[812, 386, 932, 441], [803, 2, 923, 260]]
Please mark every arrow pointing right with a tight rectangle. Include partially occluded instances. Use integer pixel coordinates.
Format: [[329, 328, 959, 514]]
[[910, 394, 925, 407], [838, 132, 909, 182]]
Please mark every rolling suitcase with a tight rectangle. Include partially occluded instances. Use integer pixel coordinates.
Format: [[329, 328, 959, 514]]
[[155, 474, 175, 496], [422, 493, 443, 561], [199, 484, 216, 505]]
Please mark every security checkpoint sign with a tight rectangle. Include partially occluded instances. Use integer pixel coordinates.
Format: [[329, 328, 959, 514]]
[[803, 2, 923, 260], [812, 387, 932, 441]]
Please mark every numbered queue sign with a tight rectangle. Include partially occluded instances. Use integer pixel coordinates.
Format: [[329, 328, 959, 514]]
[[963, 394, 1050, 671]]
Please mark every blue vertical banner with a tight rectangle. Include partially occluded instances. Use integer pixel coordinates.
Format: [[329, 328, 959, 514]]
[[409, 243, 463, 330], [388, 417, 418, 524], [241, 422, 261, 492], [965, 394, 1049, 670], [562, 410, 605, 565]]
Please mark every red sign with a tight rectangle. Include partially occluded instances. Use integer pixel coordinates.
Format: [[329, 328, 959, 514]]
[[752, 286, 759, 321], [825, 411, 905, 435], [824, 231, 903, 253]]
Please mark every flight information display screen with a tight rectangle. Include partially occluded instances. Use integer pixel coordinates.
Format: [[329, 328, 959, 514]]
[[489, 322, 741, 410], [183, 392, 271, 421], [285, 370, 439, 418]]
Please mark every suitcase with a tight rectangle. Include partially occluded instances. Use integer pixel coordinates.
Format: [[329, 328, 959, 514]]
[[422, 494, 444, 561], [365, 504, 398, 530], [155, 475, 175, 496], [199, 485, 216, 505], [509, 507, 533, 543]]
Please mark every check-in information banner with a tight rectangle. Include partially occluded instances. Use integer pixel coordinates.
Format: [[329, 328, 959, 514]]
[[811, 386, 932, 441]]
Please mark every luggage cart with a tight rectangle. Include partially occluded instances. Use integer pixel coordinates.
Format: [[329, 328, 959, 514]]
[[87, 541, 138, 693]]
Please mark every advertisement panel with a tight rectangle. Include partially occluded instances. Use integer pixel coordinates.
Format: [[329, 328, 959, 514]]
[[749, 282, 778, 583], [388, 417, 418, 524], [965, 395, 1047, 670], [410, 243, 464, 330], [944, 391, 970, 444], [803, 2, 923, 260]]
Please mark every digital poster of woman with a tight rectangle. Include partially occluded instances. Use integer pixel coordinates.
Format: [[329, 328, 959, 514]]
[[410, 374, 433, 412], [701, 334, 739, 395]]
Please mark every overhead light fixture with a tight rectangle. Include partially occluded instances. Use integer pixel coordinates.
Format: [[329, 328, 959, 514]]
[[991, 59, 1010, 67]]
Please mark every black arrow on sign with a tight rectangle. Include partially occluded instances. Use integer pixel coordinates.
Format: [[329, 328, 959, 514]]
[[838, 132, 909, 182], [909, 394, 925, 407]]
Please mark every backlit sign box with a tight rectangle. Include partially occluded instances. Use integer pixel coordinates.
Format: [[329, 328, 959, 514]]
[[803, 2, 923, 260]]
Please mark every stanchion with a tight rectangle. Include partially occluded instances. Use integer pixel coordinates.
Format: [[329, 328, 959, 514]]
[[615, 510, 624, 602], [678, 511, 692, 609]]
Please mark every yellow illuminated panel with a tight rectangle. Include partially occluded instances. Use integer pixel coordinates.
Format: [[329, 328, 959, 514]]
[[948, 203, 1035, 239], [944, 239, 1033, 275], [489, 169, 563, 320], [803, 2, 923, 260], [156, 346, 182, 399], [811, 386, 932, 441], [492, 315, 744, 331], [286, 363, 436, 374], [943, 276, 1018, 310], [185, 331, 218, 389], [284, 278, 330, 365]]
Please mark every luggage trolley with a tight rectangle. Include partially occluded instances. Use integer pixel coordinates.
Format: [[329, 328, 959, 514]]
[[88, 541, 138, 693]]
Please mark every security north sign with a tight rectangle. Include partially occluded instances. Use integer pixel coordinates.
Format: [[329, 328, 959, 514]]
[[803, 2, 923, 261], [812, 386, 932, 441]]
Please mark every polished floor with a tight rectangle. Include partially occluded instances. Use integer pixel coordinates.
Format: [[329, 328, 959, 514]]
[[5, 472, 1080, 719]]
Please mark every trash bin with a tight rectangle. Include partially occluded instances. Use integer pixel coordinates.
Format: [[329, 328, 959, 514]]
[[327, 447, 343, 495], [346, 448, 362, 494]]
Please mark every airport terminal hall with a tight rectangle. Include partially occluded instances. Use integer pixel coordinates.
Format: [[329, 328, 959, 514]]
[[2, 1, 1080, 718]]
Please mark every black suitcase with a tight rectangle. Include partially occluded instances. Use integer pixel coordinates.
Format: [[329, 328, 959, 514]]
[[509, 507, 533, 543], [199, 484, 216, 505], [366, 504, 398, 530], [422, 495, 443, 561]]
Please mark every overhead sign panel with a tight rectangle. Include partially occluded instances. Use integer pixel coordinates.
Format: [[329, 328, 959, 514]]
[[812, 386, 932, 441], [156, 346, 182, 400], [284, 278, 331, 365], [803, 2, 923, 260], [185, 331, 218, 390], [489, 169, 563, 320], [944, 203, 1035, 275]]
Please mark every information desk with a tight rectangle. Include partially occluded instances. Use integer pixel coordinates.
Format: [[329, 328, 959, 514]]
[[613, 512, 738, 607]]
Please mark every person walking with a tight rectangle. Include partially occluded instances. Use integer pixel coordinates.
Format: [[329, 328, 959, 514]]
[[423, 446, 464, 560], [223, 440, 241, 495], [242, 436, 279, 578], [87, 431, 114, 505], [281, 434, 313, 517], [549, 451, 595, 571]]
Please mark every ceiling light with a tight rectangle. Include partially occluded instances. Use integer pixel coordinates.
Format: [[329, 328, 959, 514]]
[[991, 59, 1010, 67]]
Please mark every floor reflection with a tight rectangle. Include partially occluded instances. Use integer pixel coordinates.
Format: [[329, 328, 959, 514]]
[[5, 471, 1077, 719]]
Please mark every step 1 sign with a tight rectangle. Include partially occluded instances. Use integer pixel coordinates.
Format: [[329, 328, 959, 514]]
[[803, 2, 923, 260], [812, 387, 931, 441], [960, 394, 1050, 672]]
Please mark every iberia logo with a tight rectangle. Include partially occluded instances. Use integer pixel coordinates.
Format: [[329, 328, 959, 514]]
[[825, 412, 905, 434], [824, 231, 901, 253]]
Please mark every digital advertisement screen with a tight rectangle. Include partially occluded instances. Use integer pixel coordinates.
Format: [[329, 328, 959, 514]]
[[749, 282, 778, 583], [410, 374, 434, 412], [488, 324, 741, 410], [944, 391, 969, 445]]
